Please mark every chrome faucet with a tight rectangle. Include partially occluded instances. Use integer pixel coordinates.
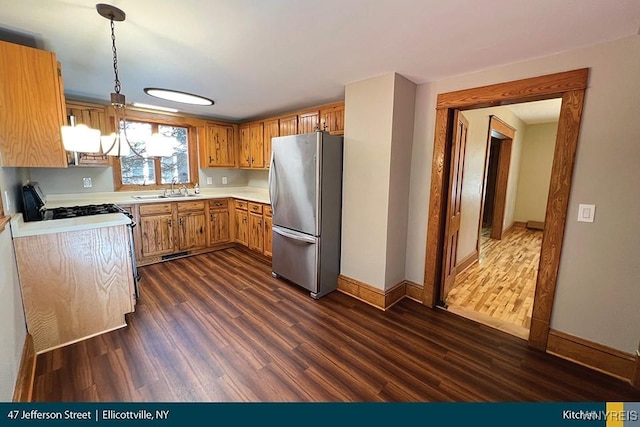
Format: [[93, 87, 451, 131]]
[[170, 176, 179, 195]]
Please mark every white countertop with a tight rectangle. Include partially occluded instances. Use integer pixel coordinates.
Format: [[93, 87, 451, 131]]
[[10, 213, 132, 238], [44, 186, 270, 208], [11, 187, 270, 238]]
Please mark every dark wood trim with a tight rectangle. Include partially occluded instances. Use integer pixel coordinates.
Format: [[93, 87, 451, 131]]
[[12, 334, 35, 402], [489, 116, 516, 139], [423, 108, 452, 308], [423, 69, 589, 352], [436, 68, 589, 109], [632, 351, 640, 389], [455, 250, 478, 274], [513, 221, 527, 228], [491, 137, 512, 240], [529, 89, 585, 350], [526, 221, 545, 230], [404, 280, 424, 302], [337, 275, 406, 310], [547, 329, 636, 383]]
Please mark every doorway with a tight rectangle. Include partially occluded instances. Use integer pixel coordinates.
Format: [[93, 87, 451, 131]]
[[422, 68, 588, 351], [444, 107, 558, 338]]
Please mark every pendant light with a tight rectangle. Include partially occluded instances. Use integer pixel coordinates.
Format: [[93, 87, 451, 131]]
[[96, 3, 174, 158]]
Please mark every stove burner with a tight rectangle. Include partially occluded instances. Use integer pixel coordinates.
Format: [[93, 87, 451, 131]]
[[48, 204, 130, 220]]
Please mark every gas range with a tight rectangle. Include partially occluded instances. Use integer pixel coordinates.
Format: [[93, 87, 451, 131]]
[[21, 182, 133, 222], [45, 204, 130, 220]]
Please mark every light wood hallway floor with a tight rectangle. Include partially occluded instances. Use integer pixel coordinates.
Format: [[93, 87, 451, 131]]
[[445, 225, 542, 339]]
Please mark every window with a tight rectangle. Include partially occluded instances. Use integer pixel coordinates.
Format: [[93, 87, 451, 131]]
[[114, 116, 198, 190]]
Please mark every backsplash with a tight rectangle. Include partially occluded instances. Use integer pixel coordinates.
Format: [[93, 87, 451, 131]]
[[246, 170, 268, 189]]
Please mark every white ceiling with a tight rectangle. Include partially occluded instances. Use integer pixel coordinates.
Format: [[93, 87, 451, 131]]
[[1, 0, 639, 121], [506, 99, 562, 124]]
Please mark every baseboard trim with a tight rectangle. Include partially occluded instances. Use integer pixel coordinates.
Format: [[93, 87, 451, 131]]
[[337, 275, 413, 310], [513, 221, 527, 228], [13, 334, 35, 402], [526, 220, 545, 230], [405, 280, 423, 303], [547, 329, 636, 384], [455, 251, 478, 275]]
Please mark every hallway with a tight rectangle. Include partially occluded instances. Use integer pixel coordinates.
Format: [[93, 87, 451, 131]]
[[445, 225, 542, 339]]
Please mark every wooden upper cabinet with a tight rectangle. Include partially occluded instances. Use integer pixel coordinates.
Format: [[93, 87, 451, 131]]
[[279, 114, 298, 136], [200, 123, 235, 168], [65, 100, 112, 167], [0, 41, 68, 167], [298, 110, 320, 134], [263, 118, 279, 167], [238, 122, 265, 169], [238, 124, 251, 168], [320, 103, 345, 135]]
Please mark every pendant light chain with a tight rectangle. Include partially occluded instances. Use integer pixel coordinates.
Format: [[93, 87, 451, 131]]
[[110, 17, 121, 95]]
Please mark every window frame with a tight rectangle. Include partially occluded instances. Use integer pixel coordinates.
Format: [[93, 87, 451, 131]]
[[108, 107, 200, 192]]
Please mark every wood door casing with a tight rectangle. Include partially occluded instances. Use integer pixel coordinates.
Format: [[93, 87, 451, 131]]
[[423, 68, 589, 351], [441, 111, 469, 301]]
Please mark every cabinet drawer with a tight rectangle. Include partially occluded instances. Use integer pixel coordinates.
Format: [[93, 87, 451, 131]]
[[177, 200, 206, 213], [264, 205, 272, 217], [139, 203, 172, 216], [248, 202, 263, 214], [234, 199, 248, 210], [209, 199, 228, 209]]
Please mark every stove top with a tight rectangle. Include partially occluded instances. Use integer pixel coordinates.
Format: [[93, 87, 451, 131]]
[[44, 204, 132, 221]]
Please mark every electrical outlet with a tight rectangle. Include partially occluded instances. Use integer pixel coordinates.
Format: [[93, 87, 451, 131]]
[[83, 177, 92, 188], [222, 176, 228, 185], [206, 176, 213, 185]]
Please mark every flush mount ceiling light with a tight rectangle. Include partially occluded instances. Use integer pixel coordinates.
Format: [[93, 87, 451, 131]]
[[144, 88, 215, 106]]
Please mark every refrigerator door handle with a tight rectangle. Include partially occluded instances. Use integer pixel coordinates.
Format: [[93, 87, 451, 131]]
[[272, 226, 316, 244], [268, 152, 278, 215]]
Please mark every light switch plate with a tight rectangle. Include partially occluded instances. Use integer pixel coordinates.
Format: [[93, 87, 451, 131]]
[[577, 204, 596, 222], [206, 177, 213, 185], [222, 176, 228, 185]]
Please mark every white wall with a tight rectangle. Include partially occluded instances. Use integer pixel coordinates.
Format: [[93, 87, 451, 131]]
[[384, 74, 416, 287], [455, 107, 526, 262], [406, 35, 640, 353], [0, 167, 28, 401], [341, 73, 394, 288], [514, 122, 558, 223]]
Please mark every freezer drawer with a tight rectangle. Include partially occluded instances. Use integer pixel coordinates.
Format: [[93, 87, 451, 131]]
[[272, 226, 319, 294]]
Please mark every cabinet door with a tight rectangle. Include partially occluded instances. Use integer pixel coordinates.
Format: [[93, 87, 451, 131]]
[[249, 212, 264, 252], [0, 41, 67, 167], [249, 122, 264, 168], [298, 111, 319, 134], [206, 124, 236, 167], [238, 124, 251, 168], [263, 118, 279, 168], [263, 214, 273, 257], [140, 214, 174, 257], [66, 101, 111, 166], [209, 209, 230, 245], [235, 210, 248, 246], [320, 103, 345, 135], [279, 115, 298, 136], [178, 212, 207, 251]]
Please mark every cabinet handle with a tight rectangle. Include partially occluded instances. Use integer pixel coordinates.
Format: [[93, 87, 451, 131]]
[[210, 213, 214, 221], [168, 219, 172, 227], [209, 156, 213, 164]]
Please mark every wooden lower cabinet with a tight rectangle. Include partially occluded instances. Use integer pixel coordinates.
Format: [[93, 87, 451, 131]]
[[235, 209, 248, 246], [264, 214, 273, 257], [177, 201, 207, 251], [208, 199, 230, 245], [139, 203, 175, 258], [249, 211, 264, 252]]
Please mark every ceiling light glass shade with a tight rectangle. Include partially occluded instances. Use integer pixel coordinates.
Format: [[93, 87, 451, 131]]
[[61, 124, 102, 153], [131, 102, 179, 113], [145, 133, 176, 157], [144, 88, 214, 106], [101, 133, 131, 156]]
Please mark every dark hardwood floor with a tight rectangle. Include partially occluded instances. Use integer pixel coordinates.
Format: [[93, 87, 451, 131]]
[[32, 248, 640, 402]]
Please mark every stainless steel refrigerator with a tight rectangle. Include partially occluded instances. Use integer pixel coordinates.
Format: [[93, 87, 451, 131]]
[[268, 131, 343, 299]]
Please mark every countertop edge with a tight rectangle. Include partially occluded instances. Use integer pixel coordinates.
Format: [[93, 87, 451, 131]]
[[10, 213, 132, 238]]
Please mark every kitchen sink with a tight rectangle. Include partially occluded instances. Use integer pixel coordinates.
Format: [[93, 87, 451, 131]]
[[132, 193, 200, 200]]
